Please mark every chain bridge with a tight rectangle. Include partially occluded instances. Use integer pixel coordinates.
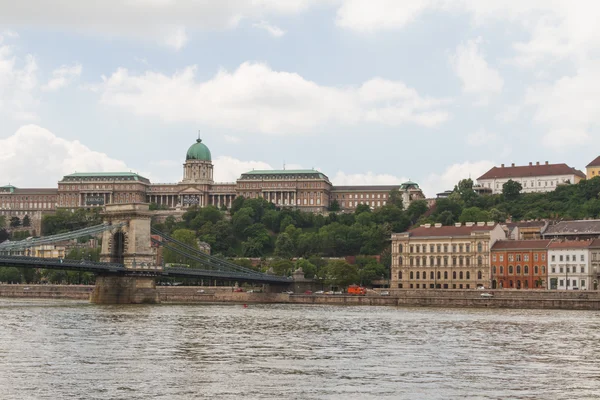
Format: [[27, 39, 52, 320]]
[[0, 203, 291, 303]]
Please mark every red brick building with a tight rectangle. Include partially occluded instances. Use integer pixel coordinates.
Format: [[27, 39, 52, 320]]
[[491, 240, 551, 289]]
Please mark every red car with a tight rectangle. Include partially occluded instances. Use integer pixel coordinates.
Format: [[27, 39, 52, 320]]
[[233, 288, 244, 292], [304, 290, 313, 295]]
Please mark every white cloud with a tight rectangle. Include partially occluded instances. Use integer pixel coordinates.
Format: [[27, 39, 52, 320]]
[[224, 135, 242, 144], [466, 129, 496, 147], [422, 160, 495, 197], [450, 37, 503, 104], [41, 63, 82, 92], [336, 0, 435, 32], [95, 62, 450, 134], [331, 170, 408, 186], [0, 1, 326, 48], [0, 125, 129, 187], [253, 20, 286, 37], [162, 27, 188, 50], [0, 33, 38, 119], [212, 156, 272, 182]]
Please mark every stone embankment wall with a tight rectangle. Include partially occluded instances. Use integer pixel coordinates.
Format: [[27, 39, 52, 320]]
[[3, 285, 600, 310]]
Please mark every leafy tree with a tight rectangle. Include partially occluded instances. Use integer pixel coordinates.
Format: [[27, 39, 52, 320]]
[[232, 208, 254, 238], [22, 215, 31, 227], [324, 260, 359, 289], [242, 237, 265, 257], [355, 203, 371, 215], [261, 210, 280, 232], [230, 196, 245, 215], [406, 200, 429, 224], [274, 233, 295, 258], [269, 259, 294, 276], [163, 229, 199, 266], [459, 207, 491, 224], [0, 216, 6, 229], [329, 199, 341, 212], [389, 188, 404, 208], [0, 229, 8, 244], [502, 179, 523, 201], [295, 258, 316, 279], [9, 216, 21, 228], [11, 231, 30, 241], [0, 267, 22, 283], [454, 178, 477, 206], [279, 215, 295, 232]]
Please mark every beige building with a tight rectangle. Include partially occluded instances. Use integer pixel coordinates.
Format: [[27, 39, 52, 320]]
[[391, 222, 506, 290]]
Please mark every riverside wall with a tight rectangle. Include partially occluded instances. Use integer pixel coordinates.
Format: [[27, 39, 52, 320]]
[[3, 285, 600, 310]]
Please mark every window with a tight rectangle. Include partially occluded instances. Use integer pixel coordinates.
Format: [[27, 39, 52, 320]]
[[534, 254, 539, 261], [416, 245, 420, 253], [452, 257, 457, 266], [416, 271, 420, 279], [509, 266, 513, 274], [466, 271, 471, 279], [430, 271, 434, 279], [560, 255, 563, 262], [516, 255, 521, 262], [452, 244, 457, 253], [581, 279, 586, 288], [552, 255, 555, 262], [566, 255, 570, 262], [500, 255, 504, 262], [534, 266, 538, 274], [398, 271, 402, 279], [516, 265, 521, 274], [398, 244, 403, 253], [581, 267, 585, 273], [410, 271, 414, 279], [399, 257, 403, 266], [466, 244, 471, 252], [552, 267, 555, 273], [477, 242, 483, 253], [444, 257, 448, 266], [410, 257, 414, 266], [493, 266, 497, 274], [444, 244, 448, 253], [437, 244, 441, 253], [524, 255, 529, 262], [430, 245, 435, 253], [581, 255, 585, 262], [524, 266, 529, 274], [444, 271, 448, 279], [416, 258, 420, 266], [459, 244, 464, 253], [477, 256, 483, 267], [466, 258, 470, 266], [410, 246, 414, 253], [453, 271, 457, 279], [459, 271, 463, 279], [508, 255, 514, 262], [492, 254, 497, 262], [459, 257, 463, 266], [500, 266, 504, 274], [477, 271, 482, 280]]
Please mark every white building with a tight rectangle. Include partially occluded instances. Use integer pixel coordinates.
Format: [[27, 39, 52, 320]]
[[547, 241, 593, 290], [477, 162, 585, 194]]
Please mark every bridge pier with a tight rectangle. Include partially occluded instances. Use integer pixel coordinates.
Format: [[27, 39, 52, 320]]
[[90, 275, 160, 304]]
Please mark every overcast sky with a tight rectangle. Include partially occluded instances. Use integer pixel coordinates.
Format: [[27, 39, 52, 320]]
[[1, 0, 599, 197]]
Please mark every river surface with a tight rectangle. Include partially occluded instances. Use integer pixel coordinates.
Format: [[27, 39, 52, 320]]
[[0, 300, 599, 400]]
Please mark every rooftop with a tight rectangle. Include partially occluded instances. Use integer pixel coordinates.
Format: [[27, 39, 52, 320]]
[[587, 156, 600, 168], [548, 240, 593, 249], [543, 220, 600, 236], [332, 185, 401, 191], [477, 162, 586, 180], [61, 172, 150, 183], [240, 169, 329, 180], [401, 222, 497, 238], [492, 240, 551, 250]]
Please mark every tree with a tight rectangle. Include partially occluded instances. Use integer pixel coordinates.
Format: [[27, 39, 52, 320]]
[[0, 216, 5, 229], [329, 199, 341, 212], [9, 216, 21, 228], [0, 229, 8, 244], [388, 188, 404, 208], [22, 215, 31, 227], [406, 200, 429, 224], [230, 196, 246, 215], [295, 259, 316, 279], [274, 233, 295, 258], [0, 267, 22, 283], [232, 208, 254, 238], [454, 178, 477, 206], [459, 207, 491, 224], [355, 203, 371, 215], [162, 229, 199, 266], [269, 259, 294, 276], [502, 179, 523, 201], [324, 260, 359, 289]]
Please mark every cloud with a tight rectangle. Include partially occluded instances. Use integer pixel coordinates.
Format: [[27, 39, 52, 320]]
[[0, 125, 129, 187], [422, 160, 495, 197], [94, 62, 450, 134], [331, 171, 408, 186], [224, 135, 242, 144], [0, 33, 38, 119], [41, 63, 82, 91], [0, 1, 326, 48], [336, 0, 435, 32], [466, 129, 496, 147], [450, 37, 503, 104], [212, 156, 272, 182], [253, 20, 286, 37]]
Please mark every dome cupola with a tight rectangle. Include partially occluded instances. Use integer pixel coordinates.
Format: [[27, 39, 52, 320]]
[[186, 138, 212, 161]]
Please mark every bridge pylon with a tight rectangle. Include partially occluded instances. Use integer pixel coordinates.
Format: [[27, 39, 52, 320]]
[[92, 203, 160, 304]]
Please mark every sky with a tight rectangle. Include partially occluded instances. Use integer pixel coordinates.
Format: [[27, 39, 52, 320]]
[[1, 0, 600, 197]]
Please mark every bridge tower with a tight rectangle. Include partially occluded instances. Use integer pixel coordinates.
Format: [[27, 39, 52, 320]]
[[91, 203, 161, 304]]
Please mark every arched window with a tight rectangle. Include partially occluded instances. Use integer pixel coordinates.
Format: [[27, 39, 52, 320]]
[[410, 271, 414, 279], [416, 271, 420, 279], [542, 266, 546, 274], [509, 265, 513, 274], [493, 266, 497, 274], [399, 257, 403, 266], [477, 270, 482, 280], [398, 271, 402, 279], [466, 258, 471, 266], [416, 258, 420, 266], [459, 271, 464, 279], [430, 271, 434, 279], [516, 265, 521, 274], [410, 257, 414, 266], [437, 271, 441, 280], [477, 256, 483, 266], [500, 266, 503, 274], [453, 271, 457, 279], [534, 266, 539, 274], [466, 271, 471, 279], [430, 257, 435, 266], [459, 256, 464, 266], [423, 256, 427, 266], [524, 265, 529, 274], [477, 242, 483, 253], [398, 244, 403, 253], [444, 271, 448, 279], [423, 271, 427, 280]]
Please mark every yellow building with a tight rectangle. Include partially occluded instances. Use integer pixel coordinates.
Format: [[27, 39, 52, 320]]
[[586, 156, 600, 179]]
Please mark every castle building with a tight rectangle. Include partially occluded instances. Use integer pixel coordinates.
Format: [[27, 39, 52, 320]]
[[1, 137, 426, 223], [477, 161, 585, 194], [586, 156, 600, 180]]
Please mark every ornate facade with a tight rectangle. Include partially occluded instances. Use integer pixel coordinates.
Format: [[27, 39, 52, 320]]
[[1, 137, 426, 222]]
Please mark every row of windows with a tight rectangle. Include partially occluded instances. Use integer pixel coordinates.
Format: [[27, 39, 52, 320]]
[[401, 270, 483, 280], [336, 193, 388, 200], [403, 283, 472, 289], [492, 253, 547, 262], [551, 254, 585, 262], [401, 256, 482, 267], [551, 266, 586, 274], [492, 265, 546, 275], [0, 196, 55, 201], [342, 201, 386, 208], [399, 243, 483, 254]]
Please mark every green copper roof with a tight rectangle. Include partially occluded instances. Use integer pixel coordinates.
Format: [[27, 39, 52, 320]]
[[400, 181, 419, 189], [0, 185, 16, 193], [61, 172, 150, 183], [186, 139, 212, 161]]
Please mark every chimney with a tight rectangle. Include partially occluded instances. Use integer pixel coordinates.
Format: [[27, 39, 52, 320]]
[[423, 224, 431, 228], [434, 223, 442, 228], [455, 223, 462, 227], [501, 164, 504, 168], [486, 221, 495, 226], [477, 222, 485, 226], [545, 161, 549, 165], [465, 222, 474, 227], [511, 163, 515, 167], [536, 162, 540, 165]]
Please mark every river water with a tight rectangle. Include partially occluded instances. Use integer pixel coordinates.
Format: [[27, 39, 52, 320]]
[[0, 300, 599, 400]]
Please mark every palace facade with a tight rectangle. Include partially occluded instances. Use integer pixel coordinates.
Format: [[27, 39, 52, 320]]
[[1, 137, 425, 228]]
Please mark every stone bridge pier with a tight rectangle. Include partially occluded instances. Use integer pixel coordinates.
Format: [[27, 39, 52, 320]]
[[91, 203, 161, 304]]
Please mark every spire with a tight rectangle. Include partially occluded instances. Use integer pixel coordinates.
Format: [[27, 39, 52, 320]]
[[197, 129, 202, 143]]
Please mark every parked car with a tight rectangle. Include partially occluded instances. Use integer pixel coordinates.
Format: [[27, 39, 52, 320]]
[[304, 290, 313, 295], [233, 287, 244, 292], [380, 291, 390, 296], [314, 290, 324, 294], [282, 290, 294, 295], [480, 293, 494, 298]]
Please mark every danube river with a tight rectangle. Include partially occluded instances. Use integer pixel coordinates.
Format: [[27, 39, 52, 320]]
[[0, 300, 599, 399]]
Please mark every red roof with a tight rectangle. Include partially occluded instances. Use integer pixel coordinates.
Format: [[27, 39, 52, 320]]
[[477, 163, 586, 180], [407, 224, 497, 237], [492, 240, 551, 250], [587, 156, 600, 168], [548, 240, 593, 249]]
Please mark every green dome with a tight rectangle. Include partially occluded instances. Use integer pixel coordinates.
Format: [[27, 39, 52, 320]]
[[186, 139, 212, 161]]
